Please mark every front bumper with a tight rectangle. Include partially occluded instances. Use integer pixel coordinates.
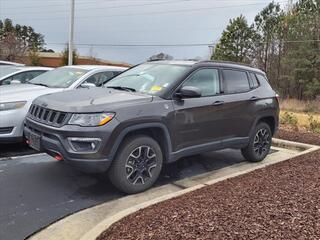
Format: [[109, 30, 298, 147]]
[[24, 117, 118, 173], [0, 107, 29, 143]]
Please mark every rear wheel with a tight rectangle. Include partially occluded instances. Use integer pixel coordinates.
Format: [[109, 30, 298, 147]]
[[241, 122, 272, 162], [108, 135, 163, 194]]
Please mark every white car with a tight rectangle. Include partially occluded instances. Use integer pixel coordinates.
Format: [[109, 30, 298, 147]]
[[0, 66, 52, 85], [0, 60, 25, 66], [0, 65, 128, 143]]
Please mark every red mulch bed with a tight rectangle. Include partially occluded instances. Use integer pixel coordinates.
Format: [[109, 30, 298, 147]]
[[98, 128, 320, 240], [276, 127, 320, 146]]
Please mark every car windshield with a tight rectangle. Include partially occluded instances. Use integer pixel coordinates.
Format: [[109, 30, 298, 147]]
[[29, 67, 88, 88], [104, 63, 189, 95], [0, 67, 20, 78]]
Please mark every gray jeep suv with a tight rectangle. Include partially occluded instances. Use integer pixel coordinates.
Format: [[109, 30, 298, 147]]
[[25, 60, 279, 193]]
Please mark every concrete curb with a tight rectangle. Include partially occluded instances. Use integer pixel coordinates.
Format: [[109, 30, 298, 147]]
[[272, 138, 318, 151], [80, 184, 205, 240], [79, 138, 320, 240]]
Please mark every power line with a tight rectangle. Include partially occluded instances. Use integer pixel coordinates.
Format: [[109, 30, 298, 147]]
[[3, 1, 287, 21], [47, 43, 216, 47], [46, 39, 320, 48], [65, 26, 224, 33], [1, 0, 186, 11]]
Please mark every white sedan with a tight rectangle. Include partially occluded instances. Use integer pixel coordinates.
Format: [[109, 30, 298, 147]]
[[0, 65, 128, 143], [0, 66, 52, 85]]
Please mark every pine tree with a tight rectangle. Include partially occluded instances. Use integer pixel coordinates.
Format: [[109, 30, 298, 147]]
[[211, 15, 258, 64]]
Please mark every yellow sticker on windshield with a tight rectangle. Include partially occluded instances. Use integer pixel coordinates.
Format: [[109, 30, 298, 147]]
[[150, 85, 162, 92]]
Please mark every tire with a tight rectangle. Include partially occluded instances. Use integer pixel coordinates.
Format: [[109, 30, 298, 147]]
[[108, 135, 163, 194], [241, 122, 272, 162]]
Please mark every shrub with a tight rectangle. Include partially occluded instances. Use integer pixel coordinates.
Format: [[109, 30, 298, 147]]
[[280, 111, 298, 126], [308, 114, 320, 133]]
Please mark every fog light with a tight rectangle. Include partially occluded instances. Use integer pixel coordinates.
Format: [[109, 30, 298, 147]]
[[68, 137, 101, 152]]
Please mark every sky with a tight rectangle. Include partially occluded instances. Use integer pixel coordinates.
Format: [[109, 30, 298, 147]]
[[0, 0, 287, 64]]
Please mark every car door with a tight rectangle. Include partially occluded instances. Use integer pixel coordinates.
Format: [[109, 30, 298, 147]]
[[172, 68, 226, 152], [217, 68, 257, 146]]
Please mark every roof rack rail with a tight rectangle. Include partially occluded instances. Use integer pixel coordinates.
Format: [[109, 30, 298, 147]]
[[147, 58, 165, 62], [199, 60, 254, 68]]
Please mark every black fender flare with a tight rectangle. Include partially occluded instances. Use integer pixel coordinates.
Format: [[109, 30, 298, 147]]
[[249, 114, 278, 137], [108, 122, 173, 162]]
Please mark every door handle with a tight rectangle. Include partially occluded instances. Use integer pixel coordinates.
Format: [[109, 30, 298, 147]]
[[212, 100, 224, 106], [249, 96, 259, 101]]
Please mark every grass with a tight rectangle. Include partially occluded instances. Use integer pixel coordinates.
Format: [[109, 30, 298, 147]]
[[280, 98, 320, 113], [279, 99, 320, 133], [280, 111, 320, 127]]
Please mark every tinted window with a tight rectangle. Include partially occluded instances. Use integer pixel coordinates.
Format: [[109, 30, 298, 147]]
[[182, 68, 220, 97], [223, 70, 250, 93], [249, 73, 259, 88]]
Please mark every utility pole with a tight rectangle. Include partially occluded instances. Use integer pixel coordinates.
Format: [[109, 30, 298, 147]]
[[68, 0, 75, 66]]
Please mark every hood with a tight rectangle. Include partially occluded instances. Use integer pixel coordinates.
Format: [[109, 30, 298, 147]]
[[33, 88, 153, 113], [0, 84, 63, 103]]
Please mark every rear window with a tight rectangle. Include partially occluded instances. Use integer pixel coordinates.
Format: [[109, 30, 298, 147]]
[[222, 69, 250, 93]]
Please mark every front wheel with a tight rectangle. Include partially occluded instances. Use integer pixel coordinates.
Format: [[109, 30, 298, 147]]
[[108, 135, 163, 194], [241, 122, 272, 162]]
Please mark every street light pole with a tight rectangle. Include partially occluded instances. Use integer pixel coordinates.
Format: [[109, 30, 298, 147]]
[[68, 0, 75, 66]]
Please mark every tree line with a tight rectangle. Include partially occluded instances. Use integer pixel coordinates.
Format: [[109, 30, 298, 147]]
[[0, 18, 78, 66], [212, 0, 320, 100], [0, 18, 45, 63]]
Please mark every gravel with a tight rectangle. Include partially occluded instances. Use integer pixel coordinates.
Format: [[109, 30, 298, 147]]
[[98, 128, 320, 240], [276, 127, 320, 146]]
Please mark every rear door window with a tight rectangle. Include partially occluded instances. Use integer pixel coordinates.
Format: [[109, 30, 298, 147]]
[[222, 69, 250, 93]]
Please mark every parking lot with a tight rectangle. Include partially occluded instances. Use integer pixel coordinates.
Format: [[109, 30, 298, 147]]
[[0, 143, 37, 159], [0, 147, 249, 240]]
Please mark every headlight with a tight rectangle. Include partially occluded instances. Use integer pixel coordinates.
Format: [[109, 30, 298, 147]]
[[68, 113, 115, 127], [0, 101, 27, 111]]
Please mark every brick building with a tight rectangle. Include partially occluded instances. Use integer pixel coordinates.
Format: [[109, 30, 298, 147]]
[[19, 52, 131, 68]]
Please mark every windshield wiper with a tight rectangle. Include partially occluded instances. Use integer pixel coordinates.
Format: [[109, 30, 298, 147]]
[[29, 83, 49, 87], [106, 86, 136, 92]]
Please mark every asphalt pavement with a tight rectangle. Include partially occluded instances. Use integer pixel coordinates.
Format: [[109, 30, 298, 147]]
[[0, 143, 37, 159], [0, 149, 246, 240]]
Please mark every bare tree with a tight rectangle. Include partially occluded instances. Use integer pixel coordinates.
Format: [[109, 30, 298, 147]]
[[0, 31, 28, 61]]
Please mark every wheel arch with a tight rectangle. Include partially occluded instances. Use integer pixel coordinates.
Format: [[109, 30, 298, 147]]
[[108, 123, 172, 163], [258, 116, 276, 135], [249, 115, 278, 138]]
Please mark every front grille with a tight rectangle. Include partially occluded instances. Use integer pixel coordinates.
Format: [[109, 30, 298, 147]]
[[0, 127, 13, 134], [28, 104, 69, 127]]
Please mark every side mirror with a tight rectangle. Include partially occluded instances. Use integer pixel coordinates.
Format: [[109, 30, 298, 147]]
[[175, 86, 201, 99], [11, 79, 21, 84], [80, 82, 96, 88]]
